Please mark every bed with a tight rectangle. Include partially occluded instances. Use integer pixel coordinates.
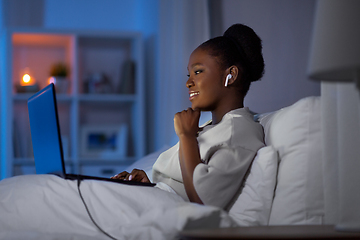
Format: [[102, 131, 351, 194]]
[[0, 96, 323, 240]]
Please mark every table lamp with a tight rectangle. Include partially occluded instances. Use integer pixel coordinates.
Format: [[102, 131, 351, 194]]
[[17, 67, 39, 93], [307, 0, 360, 232], [308, 0, 360, 89]]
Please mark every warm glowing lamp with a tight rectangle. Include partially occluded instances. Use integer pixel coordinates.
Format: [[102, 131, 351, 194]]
[[19, 67, 36, 86], [22, 74, 31, 84], [16, 67, 39, 93]]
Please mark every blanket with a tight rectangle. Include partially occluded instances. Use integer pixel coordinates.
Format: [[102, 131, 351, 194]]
[[0, 175, 236, 240]]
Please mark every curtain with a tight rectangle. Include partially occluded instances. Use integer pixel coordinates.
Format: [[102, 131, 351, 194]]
[[154, 0, 210, 150], [321, 82, 360, 230]]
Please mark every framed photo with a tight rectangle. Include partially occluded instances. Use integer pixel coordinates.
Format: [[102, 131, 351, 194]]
[[80, 124, 128, 159]]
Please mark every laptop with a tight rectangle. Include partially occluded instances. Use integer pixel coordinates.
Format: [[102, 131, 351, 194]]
[[28, 83, 155, 187]]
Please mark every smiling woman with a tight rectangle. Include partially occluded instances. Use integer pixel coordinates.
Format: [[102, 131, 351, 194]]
[[114, 23, 266, 210]]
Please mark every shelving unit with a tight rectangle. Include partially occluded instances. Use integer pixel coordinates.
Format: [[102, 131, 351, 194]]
[[0, 28, 145, 179]]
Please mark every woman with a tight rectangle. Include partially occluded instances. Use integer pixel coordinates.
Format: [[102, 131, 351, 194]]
[[113, 23, 265, 210]]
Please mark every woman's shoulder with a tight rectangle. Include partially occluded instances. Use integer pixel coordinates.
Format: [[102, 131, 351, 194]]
[[219, 108, 261, 130], [219, 108, 264, 150], [225, 107, 255, 121], [199, 108, 264, 151]]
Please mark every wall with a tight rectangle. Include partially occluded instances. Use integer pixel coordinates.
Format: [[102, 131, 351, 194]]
[[222, 0, 319, 113], [154, 0, 211, 149], [44, 0, 139, 31]]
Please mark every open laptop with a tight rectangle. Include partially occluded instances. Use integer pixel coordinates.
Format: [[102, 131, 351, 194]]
[[28, 83, 154, 187]]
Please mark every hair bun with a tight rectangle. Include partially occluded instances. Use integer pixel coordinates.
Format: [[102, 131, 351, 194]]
[[223, 24, 264, 82]]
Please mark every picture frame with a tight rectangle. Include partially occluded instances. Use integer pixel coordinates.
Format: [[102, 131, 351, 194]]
[[80, 124, 128, 159]]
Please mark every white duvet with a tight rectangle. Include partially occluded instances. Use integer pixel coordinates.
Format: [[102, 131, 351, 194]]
[[0, 174, 236, 240]]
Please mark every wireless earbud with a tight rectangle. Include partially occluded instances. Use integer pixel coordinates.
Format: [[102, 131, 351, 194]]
[[225, 74, 232, 87]]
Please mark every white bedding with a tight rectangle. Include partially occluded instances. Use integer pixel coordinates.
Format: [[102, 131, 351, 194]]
[[0, 174, 236, 240], [0, 96, 323, 239]]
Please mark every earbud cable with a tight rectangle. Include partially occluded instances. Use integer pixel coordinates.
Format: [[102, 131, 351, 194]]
[[77, 178, 118, 240]]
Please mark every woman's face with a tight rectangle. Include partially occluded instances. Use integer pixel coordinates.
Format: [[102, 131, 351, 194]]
[[187, 48, 226, 111]]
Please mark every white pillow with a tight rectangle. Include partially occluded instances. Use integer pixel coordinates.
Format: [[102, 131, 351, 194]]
[[228, 145, 278, 226], [259, 96, 324, 225]]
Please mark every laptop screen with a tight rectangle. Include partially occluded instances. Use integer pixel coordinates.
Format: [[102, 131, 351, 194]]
[[28, 83, 65, 176]]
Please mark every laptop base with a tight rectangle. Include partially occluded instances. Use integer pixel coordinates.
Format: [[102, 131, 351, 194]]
[[65, 173, 156, 187]]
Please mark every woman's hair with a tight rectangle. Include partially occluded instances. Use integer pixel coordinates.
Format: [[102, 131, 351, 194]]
[[198, 23, 265, 96]]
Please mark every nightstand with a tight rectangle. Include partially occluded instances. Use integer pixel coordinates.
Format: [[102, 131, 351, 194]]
[[179, 225, 360, 240]]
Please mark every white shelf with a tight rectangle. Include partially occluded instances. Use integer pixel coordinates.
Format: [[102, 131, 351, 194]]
[[1, 28, 145, 179], [13, 94, 137, 103], [78, 94, 137, 102], [13, 93, 74, 102]]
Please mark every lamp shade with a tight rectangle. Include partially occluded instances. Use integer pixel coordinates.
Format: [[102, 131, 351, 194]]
[[307, 0, 360, 82]]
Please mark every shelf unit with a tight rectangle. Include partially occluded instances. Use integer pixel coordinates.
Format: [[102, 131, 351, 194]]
[[0, 28, 145, 179]]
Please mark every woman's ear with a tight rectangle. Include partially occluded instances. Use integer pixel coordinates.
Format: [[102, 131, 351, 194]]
[[225, 66, 240, 86]]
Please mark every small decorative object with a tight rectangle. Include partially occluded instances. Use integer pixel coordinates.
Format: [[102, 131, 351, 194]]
[[83, 73, 113, 94], [15, 67, 39, 93], [80, 124, 128, 159], [48, 62, 70, 94]]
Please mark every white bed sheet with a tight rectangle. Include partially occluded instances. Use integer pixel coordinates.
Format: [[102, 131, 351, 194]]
[[0, 174, 236, 240]]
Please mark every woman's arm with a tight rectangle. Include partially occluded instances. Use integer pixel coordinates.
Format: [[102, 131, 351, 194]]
[[178, 135, 203, 204], [174, 108, 203, 204]]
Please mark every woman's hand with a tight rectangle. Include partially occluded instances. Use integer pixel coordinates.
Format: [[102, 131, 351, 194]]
[[174, 108, 201, 137], [111, 169, 151, 183]]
